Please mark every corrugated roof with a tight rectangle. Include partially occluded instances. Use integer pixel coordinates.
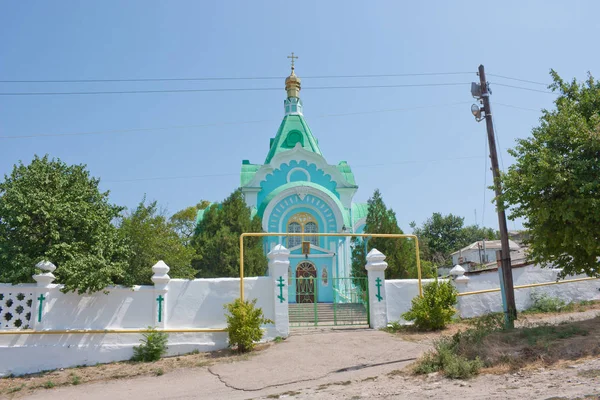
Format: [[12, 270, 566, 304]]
[[450, 239, 520, 256]]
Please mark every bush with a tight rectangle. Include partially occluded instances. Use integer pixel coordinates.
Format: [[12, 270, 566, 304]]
[[402, 280, 457, 331], [224, 298, 273, 353], [527, 292, 572, 313], [132, 327, 169, 362], [413, 337, 483, 379]]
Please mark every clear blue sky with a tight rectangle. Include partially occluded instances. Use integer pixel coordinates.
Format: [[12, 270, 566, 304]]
[[1, 1, 597, 232]]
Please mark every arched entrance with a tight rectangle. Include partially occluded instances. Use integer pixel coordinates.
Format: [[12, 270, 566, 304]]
[[296, 261, 317, 303]]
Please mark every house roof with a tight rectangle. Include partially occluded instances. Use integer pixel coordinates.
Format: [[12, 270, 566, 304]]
[[450, 239, 520, 256]]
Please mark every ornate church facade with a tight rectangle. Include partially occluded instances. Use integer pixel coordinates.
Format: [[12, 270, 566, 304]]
[[201, 60, 369, 303]]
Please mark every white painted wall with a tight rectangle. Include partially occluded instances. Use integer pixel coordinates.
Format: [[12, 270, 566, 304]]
[[385, 266, 600, 322], [0, 277, 277, 377], [454, 265, 600, 318], [386, 279, 440, 323]]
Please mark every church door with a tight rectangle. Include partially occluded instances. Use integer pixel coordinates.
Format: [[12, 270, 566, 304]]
[[296, 261, 317, 303]]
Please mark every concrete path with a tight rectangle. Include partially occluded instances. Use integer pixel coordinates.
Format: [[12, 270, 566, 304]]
[[19, 328, 430, 400]]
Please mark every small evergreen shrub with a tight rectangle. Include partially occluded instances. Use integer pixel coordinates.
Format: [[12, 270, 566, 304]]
[[132, 327, 169, 362], [224, 298, 273, 353], [402, 280, 458, 331]]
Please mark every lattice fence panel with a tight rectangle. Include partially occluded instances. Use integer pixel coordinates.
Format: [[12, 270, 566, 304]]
[[0, 290, 34, 330]]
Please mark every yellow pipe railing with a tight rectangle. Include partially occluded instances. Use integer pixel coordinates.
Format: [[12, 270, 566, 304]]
[[0, 328, 227, 336], [457, 276, 600, 297], [239, 232, 422, 300]]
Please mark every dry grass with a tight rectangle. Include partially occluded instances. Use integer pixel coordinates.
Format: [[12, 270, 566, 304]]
[[462, 318, 599, 370], [0, 344, 271, 397]]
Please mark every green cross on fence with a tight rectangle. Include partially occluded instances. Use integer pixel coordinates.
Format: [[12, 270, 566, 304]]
[[37, 294, 46, 322], [156, 295, 164, 323], [277, 276, 286, 303], [375, 277, 383, 302]]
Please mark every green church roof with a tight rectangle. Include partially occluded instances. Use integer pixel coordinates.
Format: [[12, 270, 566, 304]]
[[240, 161, 261, 186], [336, 161, 356, 186], [352, 202, 369, 221], [264, 114, 322, 164]]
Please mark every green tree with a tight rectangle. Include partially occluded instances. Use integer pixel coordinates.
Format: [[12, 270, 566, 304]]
[[0, 155, 129, 293], [170, 200, 211, 245], [119, 198, 196, 285], [410, 213, 498, 266], [351, 189, 420, 280], [192, 189, 266, 277], [501, 70, 600, 277]]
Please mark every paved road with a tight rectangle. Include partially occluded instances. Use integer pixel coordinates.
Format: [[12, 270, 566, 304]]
[[21, 328, 430, 400]]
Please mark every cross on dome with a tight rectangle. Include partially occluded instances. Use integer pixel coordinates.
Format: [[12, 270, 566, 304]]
[[287, 52, 298, 71]]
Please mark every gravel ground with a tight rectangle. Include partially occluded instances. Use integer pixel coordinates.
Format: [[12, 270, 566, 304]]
[[5, 310, 600, 400]]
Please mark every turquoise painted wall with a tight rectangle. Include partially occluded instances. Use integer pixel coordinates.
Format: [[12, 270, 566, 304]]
[[257, 160, 339, 207]]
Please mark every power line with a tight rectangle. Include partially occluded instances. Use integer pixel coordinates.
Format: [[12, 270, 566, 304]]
[[492, 82, 556, 94], [0, 72, 474, 84], [0, 101, 472, 140], [487, 73, 549, 86], [103, 155, 485, 183], [0, 82, 471, 96], [494, 102, 541, 112]]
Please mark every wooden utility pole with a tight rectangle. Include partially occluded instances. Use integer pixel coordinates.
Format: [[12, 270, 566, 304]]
[[478, 64, 517, 328]]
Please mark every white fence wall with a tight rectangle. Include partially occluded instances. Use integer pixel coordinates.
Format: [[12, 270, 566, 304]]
[[455, 265, 600, 318], [385, 279, 440, 323], [385, 265, 600, 322], [0, 277, 276, 377]]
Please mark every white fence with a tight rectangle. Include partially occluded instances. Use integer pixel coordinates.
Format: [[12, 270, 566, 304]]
[[0, 261, 280, 377], [2, 248, 599, 377], [385, 265, 600, 322]]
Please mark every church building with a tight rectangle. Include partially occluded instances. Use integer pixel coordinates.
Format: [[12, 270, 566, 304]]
[[200, 58, 369, 304]]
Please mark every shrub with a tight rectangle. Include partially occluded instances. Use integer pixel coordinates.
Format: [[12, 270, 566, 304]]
[[402, 280, 457, 331], [527, 292, 572, 313], [224, 298, 273, 353], [413, 337, 482, 379], [132, 327, 169, 362]]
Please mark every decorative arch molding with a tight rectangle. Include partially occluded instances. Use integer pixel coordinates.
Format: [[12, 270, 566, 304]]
[[286, 167, 310, 183], [261, 185, 345, 233], [244, 144, 357, 190]]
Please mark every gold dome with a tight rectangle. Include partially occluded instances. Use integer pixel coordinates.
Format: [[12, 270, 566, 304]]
[[285, 69, 301, 98]]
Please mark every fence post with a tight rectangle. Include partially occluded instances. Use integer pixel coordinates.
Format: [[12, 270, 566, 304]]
[[365, 248, 388, 329], [151, 261, 171, 329], [31, 261, 57, 330], [267, 244, 290, 338]]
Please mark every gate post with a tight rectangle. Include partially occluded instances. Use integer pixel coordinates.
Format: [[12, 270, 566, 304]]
[[268, 244, 290, 337], [365, 248, 388, 329], [151, 261, 171, 329]]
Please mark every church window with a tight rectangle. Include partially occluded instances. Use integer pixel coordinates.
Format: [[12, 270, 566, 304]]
[[287, 222, 302, 247], [287, 213, 319, 248], [304, 221, 318, 246]]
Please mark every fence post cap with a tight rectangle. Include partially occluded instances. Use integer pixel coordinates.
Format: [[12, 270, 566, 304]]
[[366, 248, 386, 262], [268, 244, 290, 258], [36, 260, 56, 272], [450, 265, 466, 276]]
